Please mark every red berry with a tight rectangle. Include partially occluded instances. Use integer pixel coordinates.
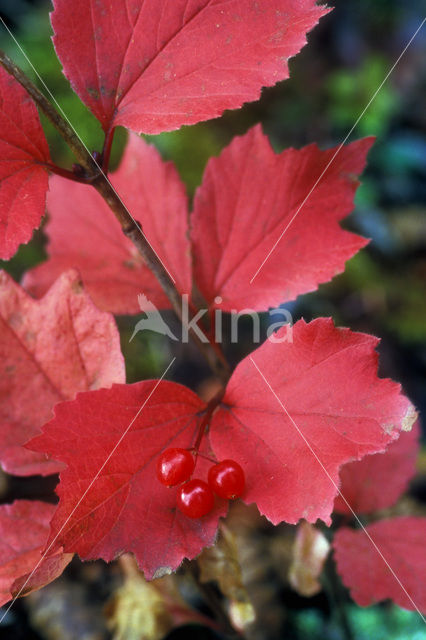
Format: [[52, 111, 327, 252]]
[[177, 479, 214, 518], [156, 448, 195, 487], [208, 459, 245, 499]]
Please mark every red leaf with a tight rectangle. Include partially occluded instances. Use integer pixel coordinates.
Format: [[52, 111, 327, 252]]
[[25, 129, 374, 316], [27, 381, 228, 580], [51, 0, 328, 135], [333, 518, 426, 612], [23, 134, 190, 314], [25, 319, 415, 574], [0, 270, 125, 476], [209, 318, 416, 525], [0, 500, 72, 606], [0, 67, 50, 259], [334, 419, 420, 515], [192, 126, 372, 311]]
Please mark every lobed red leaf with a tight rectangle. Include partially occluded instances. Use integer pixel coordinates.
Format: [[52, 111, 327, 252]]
[[51, 0, 329, 134], [23, 134, 190, 314], [0, 270, 125, 476], [0, 500, 72, 606], [0, 66, 50, 259], [192, 126, 373, 311], [27, 381, 227, 579], [334, 419, 420, 515], [209, 318, 416, 525], [333, 518, 426, 612]]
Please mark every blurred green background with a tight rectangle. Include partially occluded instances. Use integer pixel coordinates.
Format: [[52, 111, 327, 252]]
[[0, 0, 425, 638]]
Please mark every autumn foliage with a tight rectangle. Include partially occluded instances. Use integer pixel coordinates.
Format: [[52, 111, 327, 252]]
[[0, 0, 423, 628]]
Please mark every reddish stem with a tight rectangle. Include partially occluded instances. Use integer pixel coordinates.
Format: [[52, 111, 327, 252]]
[[43, 162, 88, 183], [184, 296, 229, 370], [193, 388, 225, 456], [189, 450, 217, 464]]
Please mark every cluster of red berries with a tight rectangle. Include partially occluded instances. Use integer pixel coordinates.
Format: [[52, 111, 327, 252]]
[[157, 447, 245, 518]]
